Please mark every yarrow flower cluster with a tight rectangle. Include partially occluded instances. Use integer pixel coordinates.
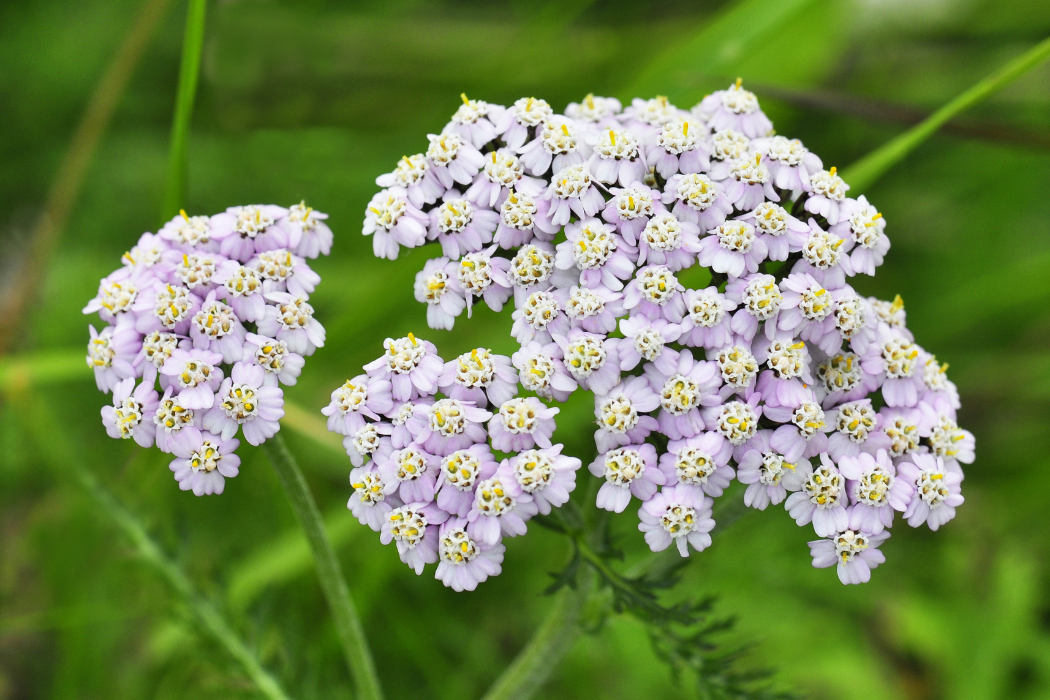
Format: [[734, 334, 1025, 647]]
[[357, 83, 972, 587], [85, 204, 334, 495], [326, 335, 581, 591]]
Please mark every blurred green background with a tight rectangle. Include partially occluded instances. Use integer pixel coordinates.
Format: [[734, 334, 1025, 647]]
[[1, 0, 1049, 698]]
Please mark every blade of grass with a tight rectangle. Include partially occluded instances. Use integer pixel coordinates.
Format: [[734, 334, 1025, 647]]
[[842, 35, 1050, 193], [0, 0, 175, 354], [754, 82, 1050, 150], [161, 0, 208, 221]]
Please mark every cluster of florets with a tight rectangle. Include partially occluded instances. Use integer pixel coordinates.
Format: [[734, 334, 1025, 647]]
[[85, 204, 333, 495], [360, 83, 973, 586], [324, 334, 581, 591]]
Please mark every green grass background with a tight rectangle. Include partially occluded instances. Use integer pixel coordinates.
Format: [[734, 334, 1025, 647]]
[[1, 0, 1049, 698]]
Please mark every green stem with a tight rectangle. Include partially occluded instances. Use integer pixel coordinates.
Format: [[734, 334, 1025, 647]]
[[262, 434, 384, 700], [160, 0, 207, 220], [73, 466, 292, 700], [20, 392, 291, 699], [481, 568, 594, 700], [842, 35, 1050, 193]]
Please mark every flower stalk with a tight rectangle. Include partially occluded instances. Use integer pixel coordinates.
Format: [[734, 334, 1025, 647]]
[[262, 433, 385, 700], [481, 568, 594, 700]]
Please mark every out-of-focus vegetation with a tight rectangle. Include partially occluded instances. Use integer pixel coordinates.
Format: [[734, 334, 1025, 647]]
[[1, 1, 1049, 698]]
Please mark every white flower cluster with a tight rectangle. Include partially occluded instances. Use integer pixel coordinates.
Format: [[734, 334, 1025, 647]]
[[85, 204, 333, 495], [324, 335, 581, 591], [358, 84, 973, 586]]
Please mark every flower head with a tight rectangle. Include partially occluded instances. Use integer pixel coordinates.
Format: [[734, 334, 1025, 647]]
[[346, 90, 972, 588]]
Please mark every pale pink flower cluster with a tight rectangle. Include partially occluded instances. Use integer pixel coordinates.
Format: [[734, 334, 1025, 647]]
[[86, 204, 334, 495], [360, 84, 971, 586], [326, 335, 581, 591]]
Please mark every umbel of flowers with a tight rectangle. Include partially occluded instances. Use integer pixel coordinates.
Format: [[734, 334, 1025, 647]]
[[352, 82, 974, 587], [85, 203, 333, 495], [324, 335, 580, 591]]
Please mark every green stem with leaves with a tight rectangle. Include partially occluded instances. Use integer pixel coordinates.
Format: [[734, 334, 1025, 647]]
[[19, 393, 291, 700], [262, 434, 384, 700], [74, 464, 293, 700], [160, 0, 207, 220], [843, 35, 1050, 192]]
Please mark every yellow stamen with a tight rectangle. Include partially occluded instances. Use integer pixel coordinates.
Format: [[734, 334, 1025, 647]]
[[180, 209, 189, 221], [407, 332, 417, 346], [561, 124, 570, 137], [735, 77, 742, 88], [829, 166, 837, 176], [460, 92, 469, 104]]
